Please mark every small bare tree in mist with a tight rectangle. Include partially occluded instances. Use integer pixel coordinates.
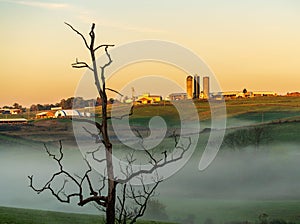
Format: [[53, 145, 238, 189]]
[[28, 23, 190, 224], [251, 126, 272, 150], [223, 129, 250, 151], [143, 199, 169, 221], [223, 125, 272, 151]]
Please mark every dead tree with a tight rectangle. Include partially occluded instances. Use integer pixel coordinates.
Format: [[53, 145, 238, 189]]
[[28, 23, 191, 224], [222, 125, 272, 151]]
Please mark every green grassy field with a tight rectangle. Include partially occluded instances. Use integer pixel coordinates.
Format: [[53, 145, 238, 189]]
[[0, 207, 173, 224], [2, 201, 300, 224], [161, 198, 300, 223], [120, 97, 300, 124], [2, 96, 300, 224], [1, 96, 300, 129]]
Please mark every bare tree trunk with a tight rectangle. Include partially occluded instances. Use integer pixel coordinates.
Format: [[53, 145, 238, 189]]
[[86, 25, 116, 223], [102, 95, 116, 224], [106, 177, 116, 224]]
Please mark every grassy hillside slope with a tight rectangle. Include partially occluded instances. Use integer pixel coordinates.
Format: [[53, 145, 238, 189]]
[[0, 206, 174, 224]]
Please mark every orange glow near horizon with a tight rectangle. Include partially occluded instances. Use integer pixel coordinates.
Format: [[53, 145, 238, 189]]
[[1, 1, 300, 107]]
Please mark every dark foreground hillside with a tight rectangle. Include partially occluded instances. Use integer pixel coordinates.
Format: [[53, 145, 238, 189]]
[[0, 206, 174, 224]]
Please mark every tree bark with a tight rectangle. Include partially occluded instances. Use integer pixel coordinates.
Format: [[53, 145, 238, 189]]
[[102, 92, 116, 224], [85, 25, 117, 223]]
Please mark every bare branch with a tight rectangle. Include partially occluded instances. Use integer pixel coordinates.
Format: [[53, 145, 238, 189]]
[[82, 126, 103, 144], [94, 44, 115, 52], [129, 181, 160, 224], [133, 129, 157, 164], [78, 195, 107, 207], [89, 23, 96, 49], [72, 118, 104, 144], [115, 177, 161, 224], [99, 174, 107, 194], [57, 179, 68, 195], [71, 118, 102, 132], [107, 105, 134, 120], [86, 147, 106, 164], [117, 183, 127, 223], [106, 87, 124, 97], [118, 178, 161, 224], [117, 135, 192, 184], [28, 142, 108, 208], [72, 58, 94, 71], [100, 46, 113, 91], [65, 22, 90, 50]]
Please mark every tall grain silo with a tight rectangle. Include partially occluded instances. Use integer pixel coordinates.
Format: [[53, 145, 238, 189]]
[[203, 76, 210, 99], [186, 76, 193, 99], [193, 75, 200, 99]]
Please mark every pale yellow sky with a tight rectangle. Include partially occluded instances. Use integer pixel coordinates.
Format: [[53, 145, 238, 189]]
[[1, 0, 300, 107]]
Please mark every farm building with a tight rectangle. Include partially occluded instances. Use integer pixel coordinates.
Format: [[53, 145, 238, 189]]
[[252, 91, 277, 97], [0, 118, 28, 124], [211, 91, 245, 99], [80, 111, 93, 117], [0, 109, 10, 114], [222, 91, 248, 99], [36, 111, 55, 119], [10, 109, 22, 114], [0, 109, 22, 114], [169, 93, 187, 101], [211, 91, 276, 99], [54, 110, 81, 118], [135, 93, 162, 105], [54, 110, 93, 118], [51, 107, 62, 111]]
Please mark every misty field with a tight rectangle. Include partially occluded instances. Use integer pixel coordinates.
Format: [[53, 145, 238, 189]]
[[1, 97, 300, 223]]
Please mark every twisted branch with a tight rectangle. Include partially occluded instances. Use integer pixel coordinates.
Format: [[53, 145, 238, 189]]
[[65, 22, 90, 50], [117, 133, 191, 184], [28, 141, 108, 207], [71, 58, 94, 71]]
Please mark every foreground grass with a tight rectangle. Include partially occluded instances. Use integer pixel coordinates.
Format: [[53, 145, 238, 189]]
[[0, 206, 174, 224], [162, 199, 300, 224]]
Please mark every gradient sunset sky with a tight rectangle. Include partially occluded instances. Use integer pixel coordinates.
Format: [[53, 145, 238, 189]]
[[1, 0, 300, 107]]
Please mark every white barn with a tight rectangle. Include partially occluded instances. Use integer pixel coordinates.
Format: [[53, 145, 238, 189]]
[[54, 110, 81, 118], [54, 110, 93, 118]]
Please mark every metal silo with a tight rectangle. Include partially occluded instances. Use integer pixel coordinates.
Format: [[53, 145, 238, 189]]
[[193, 75, 200, 99], [186, 76, 193, 99], [203, 76, 210, 99]]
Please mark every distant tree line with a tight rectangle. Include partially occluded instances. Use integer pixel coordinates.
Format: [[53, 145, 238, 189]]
[[2, 97, 115, 112], [1, 103, 26, 112], [29, 97, 108, 111]]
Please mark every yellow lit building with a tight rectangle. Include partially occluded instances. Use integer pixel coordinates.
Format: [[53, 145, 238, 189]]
[[135, 93, 162, 105]]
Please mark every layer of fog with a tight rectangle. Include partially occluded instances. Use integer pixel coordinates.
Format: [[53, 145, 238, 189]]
[[160, 146, 300, 200], [1, 120, 300, 222], [0, 144, 100, 215], [1, 142, 300, 215]]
